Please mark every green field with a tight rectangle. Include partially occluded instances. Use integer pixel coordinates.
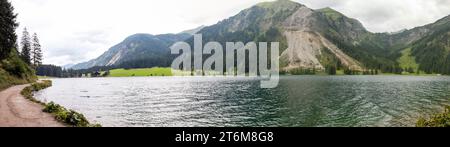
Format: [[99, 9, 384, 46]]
[[109, 68, 173, 77], [107, 67, 441, 77], [37, 76, 56, 79]]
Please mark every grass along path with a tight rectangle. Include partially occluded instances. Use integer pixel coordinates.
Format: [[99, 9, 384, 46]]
[[0, 83, 63, 127], [21, 80, 101, 127]]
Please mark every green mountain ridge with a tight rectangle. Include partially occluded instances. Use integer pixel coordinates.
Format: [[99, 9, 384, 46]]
[[72, 0, 450, 75], [71, 33, 192, 70]]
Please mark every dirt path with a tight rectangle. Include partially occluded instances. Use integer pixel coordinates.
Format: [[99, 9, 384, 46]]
[[0, 84, 64, 127]]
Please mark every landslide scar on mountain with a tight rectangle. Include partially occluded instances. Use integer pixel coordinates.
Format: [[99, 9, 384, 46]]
[[281, 31, 362, 71]]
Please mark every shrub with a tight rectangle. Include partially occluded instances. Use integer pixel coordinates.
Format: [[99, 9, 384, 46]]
[[66, 110, 90, 127], [416, 105, 450, 127], [43, 102, 63, 113], [43, 101, 100, 127], [1, 50, 35, 80], [55, 110, 68, 122], [0, 66, 32, 91], [3, 57, 29, 77], [31, 80, 52, 90]]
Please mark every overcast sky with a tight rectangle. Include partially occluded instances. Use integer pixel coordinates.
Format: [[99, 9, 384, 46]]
[[11, 0, 450, 66]]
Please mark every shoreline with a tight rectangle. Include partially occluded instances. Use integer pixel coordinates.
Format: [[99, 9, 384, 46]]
[[0, 84, 64, 127], [21, 80, 101, 127], [46, 74, 447, 79]]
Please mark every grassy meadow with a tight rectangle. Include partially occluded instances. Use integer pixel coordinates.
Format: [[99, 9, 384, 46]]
[[108, 67, 173, 77]]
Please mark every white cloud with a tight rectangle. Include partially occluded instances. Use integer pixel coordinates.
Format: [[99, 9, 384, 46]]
[[10, 0, 450, 66]]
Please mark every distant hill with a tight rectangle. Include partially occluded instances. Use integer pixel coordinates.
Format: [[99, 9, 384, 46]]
[[180, 25, 205, 35], [62, 63, 74, 69], [71, 33, 192, 70]]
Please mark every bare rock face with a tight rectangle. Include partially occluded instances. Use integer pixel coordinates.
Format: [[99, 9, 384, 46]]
[[282, 6, 316, 31], [280, 31, 362, 71], [281, 31, 324, 70], [278, 3, 363, 71]]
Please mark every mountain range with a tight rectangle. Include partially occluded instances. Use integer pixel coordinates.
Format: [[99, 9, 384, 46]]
[[72, 0, 450, 74]]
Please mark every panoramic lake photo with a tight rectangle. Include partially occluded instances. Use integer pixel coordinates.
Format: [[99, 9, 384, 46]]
[[1, 0, 449, 144]]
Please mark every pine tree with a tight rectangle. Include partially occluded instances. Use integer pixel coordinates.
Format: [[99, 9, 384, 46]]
[[20, 28, 31, 64], [327, 65, 337, 75], [31, 33, 42, 66], [0, 0, 19, 60], [336, 60, 342, 70]]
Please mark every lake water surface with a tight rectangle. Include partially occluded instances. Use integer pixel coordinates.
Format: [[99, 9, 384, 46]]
[[35, 76, 450, 127]]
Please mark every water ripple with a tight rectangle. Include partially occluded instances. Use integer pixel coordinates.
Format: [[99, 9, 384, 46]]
[[34, 76, 450, 127]]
